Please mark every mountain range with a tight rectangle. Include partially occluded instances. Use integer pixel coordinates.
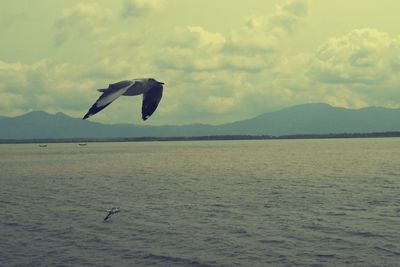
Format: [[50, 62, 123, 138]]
[[1, 103, 400, 139]]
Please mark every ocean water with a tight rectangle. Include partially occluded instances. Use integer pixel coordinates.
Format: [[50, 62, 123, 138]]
[[0, 139, 400, 267]]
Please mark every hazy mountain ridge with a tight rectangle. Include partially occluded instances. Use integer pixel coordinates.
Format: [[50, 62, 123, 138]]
[[1, 103, 400, 139]]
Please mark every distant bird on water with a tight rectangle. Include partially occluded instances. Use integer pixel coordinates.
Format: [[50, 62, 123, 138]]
[[83, 78, 165, 121], [103, 207, 120, 221]]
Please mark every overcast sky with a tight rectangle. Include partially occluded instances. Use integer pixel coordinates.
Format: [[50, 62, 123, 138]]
[[1, 0, 400, 125]]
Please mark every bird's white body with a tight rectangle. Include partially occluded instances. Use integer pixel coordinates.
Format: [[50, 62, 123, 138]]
[[123, 79, 152, 96]]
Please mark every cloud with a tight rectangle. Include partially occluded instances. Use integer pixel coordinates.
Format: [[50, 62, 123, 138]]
[[148, 0, 314, 122], [0, 92, 28, 116], [160, 26, 268, 73], [121, 0, 164, 18], [53, 3, 114, 46], [86, 57, 132, 79], [0, 59, 99, 116], [159, 27, 400, 122], [158, 16, 287, 74], [226, 0, 311, 54], [0, 60, 49, 93], [158, 0, 311, 74], [172, 26, 226, 51], [270, 0, 311, 33], [158, 47, 268, 73], [309, 28, 399, 85], [224, 19, 280, 56], [302, 28, 400, 110], [95, 32, 139, 49], [0, 60, 50, 114]]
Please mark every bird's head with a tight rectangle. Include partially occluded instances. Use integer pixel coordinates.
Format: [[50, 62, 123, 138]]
[[149, 78, 165, 86]]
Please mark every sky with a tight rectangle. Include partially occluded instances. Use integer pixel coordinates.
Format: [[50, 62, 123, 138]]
[[1, 0, 400, 125]]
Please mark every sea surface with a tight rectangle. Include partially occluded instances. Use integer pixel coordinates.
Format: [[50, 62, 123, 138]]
[[0, 139, 400, 266]]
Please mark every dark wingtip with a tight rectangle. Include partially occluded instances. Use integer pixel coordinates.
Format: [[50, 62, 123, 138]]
[[83, 114, 89, 120]]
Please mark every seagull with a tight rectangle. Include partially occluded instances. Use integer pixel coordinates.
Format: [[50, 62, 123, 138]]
[[103, 207, 120, 221], [83, 78, 165, 121]]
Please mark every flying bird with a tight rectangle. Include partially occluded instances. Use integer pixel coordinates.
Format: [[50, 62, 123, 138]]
[[83, 78, 165, 121], [103, 207, 120, 221]]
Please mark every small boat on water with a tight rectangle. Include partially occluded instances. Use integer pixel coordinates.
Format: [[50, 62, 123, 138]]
[[38, 144, 47, 147]]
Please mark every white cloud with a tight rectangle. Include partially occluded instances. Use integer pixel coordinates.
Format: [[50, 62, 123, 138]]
[[121, 0, 164, 18], [159, 0, 312, 73], [271, 0, 311, 33], [0, 92, 28, 115], [148, 0, 314, 121], [303, 28, 400, 109], [86, 57, 132, 80], [309, 28, 399, 85], [53, 3, 114, 46], [95, 32, 139, 49], [0, 59, 99, 115], [172, 26, 226, 51]]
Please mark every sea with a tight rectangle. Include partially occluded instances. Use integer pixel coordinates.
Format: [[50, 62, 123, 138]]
[[0, 139, 399, 267]]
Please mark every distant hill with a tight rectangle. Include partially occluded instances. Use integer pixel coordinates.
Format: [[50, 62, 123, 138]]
[[218, 103, 400, 135], [1, 103, 400, 139]]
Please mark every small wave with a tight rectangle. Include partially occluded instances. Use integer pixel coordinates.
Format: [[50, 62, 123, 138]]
[[338, 206, 368, 211], [345, 230, 384, 238], [143, 253, 217, 267], [325, 211, 347, 216], [0, 199, 14, 204], [212, 203, 227, 208], [316, 253, 335, 258], [259, 239, 286, 244], [303, 224, 337, 233], [367, 200, 387, 206], [4, 222, 20, 227], [230, 228, 248, 235], [374, 246, 400, 256]]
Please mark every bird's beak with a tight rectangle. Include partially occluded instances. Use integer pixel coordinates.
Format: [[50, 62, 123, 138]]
[[158, 81, 165, 85]]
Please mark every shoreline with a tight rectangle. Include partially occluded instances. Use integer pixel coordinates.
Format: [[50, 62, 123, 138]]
[[1, 131, 400, 144]]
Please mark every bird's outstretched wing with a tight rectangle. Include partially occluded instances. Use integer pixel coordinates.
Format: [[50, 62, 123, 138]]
[[141, 83, 163, 120], [83, 80, 134, 119], [103, 212, 112, 221]]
